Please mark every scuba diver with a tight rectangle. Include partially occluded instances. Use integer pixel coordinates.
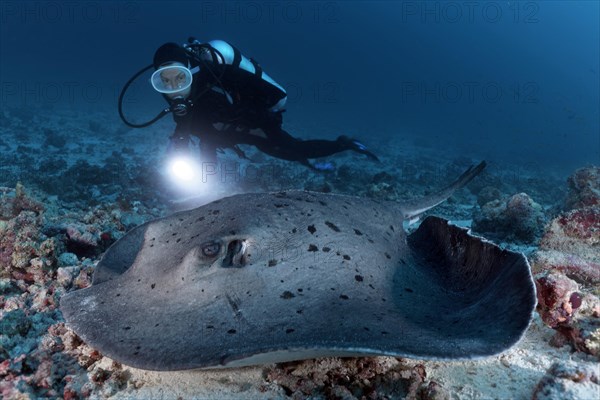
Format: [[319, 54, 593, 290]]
[[120, 38, 378, 171]]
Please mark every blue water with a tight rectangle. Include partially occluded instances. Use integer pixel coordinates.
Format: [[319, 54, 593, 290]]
[[1, 1, 598, 172]]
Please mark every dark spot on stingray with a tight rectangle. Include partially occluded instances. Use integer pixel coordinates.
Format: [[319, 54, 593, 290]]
[[355, 275, 364, 282], [369, 284, 375, 289], [340, 294, 349, 300], [268, 259, 278, 267], [368, 238, 374, 243], [281, 291, 295, 299], [151, 283, 156, 289], [405, 288, 414, 293], [229, 230, 236, 235], [308, 244, 318, 252], [286, 328, 295, 334], [330, 287, 336, 291], [150, 244, 154, 247], [364, 327, 370, 331], [176, 238, 181, 243], [181, 277, 185, 281], [336, 251, 341, 256], [207, 325, 214, 329], [354, 229, 363, 236], [382, 298, 387, 302], [116, 293, 121, 297], [381, 331, 390, 336], [385, 253, 391, 259], [155, 323, 160, 327], [227, 329, 236, 334], [343, 255, 351, 260], [322, 246, 331, 252], [196, 217, 205, 222], [135, 345, 141, 350], [400, 259, 407, 265], [280, 280, 284, 283], [319, 201, 327, 206], [133, 351, 139, 356], [325, 221, 340, 232], [307, 225, 316, 234], [172, 232, 178, 236], [390, 225, 395, 232], [212, 210, 220, 215], [123, 326, 131, 330], [296, 309, 303, 314], [297, 288, 303, 293], [274, 203, 289, 208], [292, 228, 297, 234]]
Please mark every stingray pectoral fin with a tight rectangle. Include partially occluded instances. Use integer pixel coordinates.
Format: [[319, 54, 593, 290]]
[[401, 161, 486, 220], [402, 215, 536, 357], [60, 276, 229, 371]]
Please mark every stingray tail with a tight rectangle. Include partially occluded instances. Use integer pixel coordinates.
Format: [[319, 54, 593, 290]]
[[400, 161, 486, 222]]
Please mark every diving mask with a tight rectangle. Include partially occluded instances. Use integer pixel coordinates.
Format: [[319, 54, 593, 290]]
[[150, 65, 193, 94]]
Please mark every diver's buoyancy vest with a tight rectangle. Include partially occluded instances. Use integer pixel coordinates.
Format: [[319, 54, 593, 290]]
[[201, 40, 287, 112]]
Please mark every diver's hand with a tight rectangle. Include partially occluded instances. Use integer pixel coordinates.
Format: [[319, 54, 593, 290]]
[[166, 134, 191, 155]]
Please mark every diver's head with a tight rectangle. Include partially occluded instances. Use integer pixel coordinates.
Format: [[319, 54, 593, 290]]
[[153, 42, 189, 69], [152, 43, 193, 100]]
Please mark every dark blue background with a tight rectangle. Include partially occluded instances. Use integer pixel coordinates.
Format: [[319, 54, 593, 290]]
[[1, 1, 598, 170]]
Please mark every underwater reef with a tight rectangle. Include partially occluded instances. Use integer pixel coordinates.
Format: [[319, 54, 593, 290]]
[[0, 107, 598, 399]]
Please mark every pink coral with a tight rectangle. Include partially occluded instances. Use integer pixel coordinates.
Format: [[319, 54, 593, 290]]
[[539, 206, 600, 268], [535, 271, 600, 356], [536, 272, 581, 328], [532, 250, 599, 287]]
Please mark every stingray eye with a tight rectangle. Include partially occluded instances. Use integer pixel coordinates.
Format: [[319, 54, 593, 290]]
[[201, 242, 221, 257]]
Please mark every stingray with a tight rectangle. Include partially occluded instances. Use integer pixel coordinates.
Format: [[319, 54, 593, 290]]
[[60, 161, 536, 371]]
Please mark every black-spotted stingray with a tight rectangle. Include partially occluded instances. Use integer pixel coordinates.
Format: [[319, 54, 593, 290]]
[[60, 161, 536, 370]]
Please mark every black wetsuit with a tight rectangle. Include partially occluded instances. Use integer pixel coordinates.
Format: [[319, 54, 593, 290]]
[[169, 41, 376, 167]]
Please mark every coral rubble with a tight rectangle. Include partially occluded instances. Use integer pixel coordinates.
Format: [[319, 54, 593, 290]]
[[472, 192, 547, 243], [532, 361, 599, 400]]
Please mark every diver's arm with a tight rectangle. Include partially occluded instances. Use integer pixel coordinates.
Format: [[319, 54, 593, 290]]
[[168, 120, 192, 153], [203, 40, 287, 111]]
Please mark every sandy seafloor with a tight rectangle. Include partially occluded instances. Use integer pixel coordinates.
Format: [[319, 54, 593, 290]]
[[0, 104, 598, 399]]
